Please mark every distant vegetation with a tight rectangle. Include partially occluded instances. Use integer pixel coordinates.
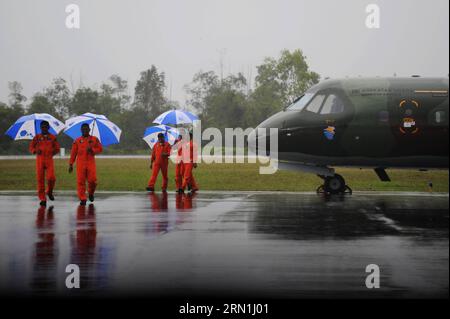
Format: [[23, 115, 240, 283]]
[[0, 49, 319, 154]]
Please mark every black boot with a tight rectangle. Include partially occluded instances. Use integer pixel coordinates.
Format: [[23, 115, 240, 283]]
[[146, 187, 154, 192], [88, 194, 94, 202], [80, 200, 87, 206], [39, 200, 47, 207]]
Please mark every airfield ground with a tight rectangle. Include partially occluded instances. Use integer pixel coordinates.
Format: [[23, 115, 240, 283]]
[[0, 158, 448, 192]]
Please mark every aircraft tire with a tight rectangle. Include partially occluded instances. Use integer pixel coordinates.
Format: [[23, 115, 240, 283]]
[[324, 174, 346, 194]]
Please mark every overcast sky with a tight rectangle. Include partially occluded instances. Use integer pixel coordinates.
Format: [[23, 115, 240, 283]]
[[0, 0, 448, 106]]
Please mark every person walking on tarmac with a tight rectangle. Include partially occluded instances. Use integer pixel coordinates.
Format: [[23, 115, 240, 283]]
[[29, 121, 61, 206], [68, 123, 103, 206], [147, 133, 171, 192], [173, 134, 184, 193], [181, 132, 199, 193]]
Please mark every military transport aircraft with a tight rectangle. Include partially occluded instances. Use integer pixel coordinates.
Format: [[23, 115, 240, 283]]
[[249, 77, 449, 194]]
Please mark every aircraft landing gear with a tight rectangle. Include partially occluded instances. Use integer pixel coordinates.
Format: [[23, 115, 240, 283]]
[[317, 174, 352, 195]]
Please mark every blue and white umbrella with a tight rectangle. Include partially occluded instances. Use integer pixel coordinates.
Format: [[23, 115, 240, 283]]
[[153, 109, 198, 125], [5, 113, 65, 140], [143, 125, 179, 148], [64, 113, 122, 146]]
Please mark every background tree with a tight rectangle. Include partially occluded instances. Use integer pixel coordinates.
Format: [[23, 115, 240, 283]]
[[109, 74, 131, 110], [185, 71, 248, 129], [69, 87, 100, 115], [28, 94, 56, 115], [8, 81, 27, 111], [248, 49, 320, 126], [0, 49, 320, 154], [44, 78, 71, 118], [133, 65, 168, 119], [184, 71, 219, 116], [0, 82, 27, 153]]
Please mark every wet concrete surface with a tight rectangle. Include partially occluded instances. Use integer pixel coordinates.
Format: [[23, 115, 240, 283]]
[[0, 192, 447, 299]]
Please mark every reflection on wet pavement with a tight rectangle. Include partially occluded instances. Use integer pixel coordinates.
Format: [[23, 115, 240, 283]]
[[0, 192, 447, 298]]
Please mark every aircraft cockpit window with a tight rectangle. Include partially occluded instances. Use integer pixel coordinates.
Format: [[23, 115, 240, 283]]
[[320, 94, 345, 114], [304, 94, 326, 113], [287, 93, 314, 111]]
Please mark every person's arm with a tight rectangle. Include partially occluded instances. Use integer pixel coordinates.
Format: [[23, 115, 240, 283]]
[[150, 145, 156, 169], [89, 137, 103, 155], [69, 141, 78, 173], [162, 144, 171, 157], [172, 138, 181, 151], [53, 137, 61, 156], [29, 136, 38, 154], [192, 142, 198, 167]]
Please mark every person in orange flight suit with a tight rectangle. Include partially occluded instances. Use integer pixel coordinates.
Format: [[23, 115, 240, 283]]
[[181, 132, 199, 193], [146, 133, 171, 192], [173, 135, 185, 193], [174, 132, 199, 193], [69, 123, 103, 206], [29, 121, 61, 206]]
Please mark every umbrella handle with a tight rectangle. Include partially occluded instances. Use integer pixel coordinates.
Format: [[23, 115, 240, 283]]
[[92, 119, 96, 136]]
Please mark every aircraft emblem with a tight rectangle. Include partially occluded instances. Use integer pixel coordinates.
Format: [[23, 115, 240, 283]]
[[323, 126, 336, 140], [400, 117, 419, 134]]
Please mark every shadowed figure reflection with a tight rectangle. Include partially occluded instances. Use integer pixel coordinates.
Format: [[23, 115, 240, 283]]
[[71, 204, 97, 290], [149, 192, 168, 212], [249, 194, 449, 240], [146, 192, 169, 236], [32, 205, 56, 292], [175, 193, 196, 211], [144, 192, 196, 236]]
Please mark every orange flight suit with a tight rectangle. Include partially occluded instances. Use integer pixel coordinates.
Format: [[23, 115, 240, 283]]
[[70, 135, 103, 201], [29, 133, 60, 201], [148, 141, 171, 190], [181, 140, 199, 191], [174, 140, 184, 190]]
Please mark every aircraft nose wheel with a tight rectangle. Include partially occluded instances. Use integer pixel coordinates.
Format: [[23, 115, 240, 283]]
[[317, 174, 353, 195]]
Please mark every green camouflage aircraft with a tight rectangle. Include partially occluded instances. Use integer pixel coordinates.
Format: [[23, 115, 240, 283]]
[[251, 77, 449, 194]]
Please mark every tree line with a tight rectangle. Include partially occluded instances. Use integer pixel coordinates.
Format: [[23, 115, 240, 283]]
[[0, 49, 319, 154]]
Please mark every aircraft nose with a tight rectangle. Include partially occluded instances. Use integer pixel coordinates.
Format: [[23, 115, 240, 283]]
[[248, 112, 283, 154]]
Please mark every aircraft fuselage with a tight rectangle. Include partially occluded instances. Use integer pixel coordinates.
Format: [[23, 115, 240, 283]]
[[256, 77, 449, 169]]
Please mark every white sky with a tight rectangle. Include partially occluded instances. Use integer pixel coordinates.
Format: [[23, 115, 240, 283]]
[[0, 0, 448, 105]]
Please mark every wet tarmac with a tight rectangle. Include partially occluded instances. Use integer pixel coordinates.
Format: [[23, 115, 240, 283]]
[[0, 192, 447, 299]]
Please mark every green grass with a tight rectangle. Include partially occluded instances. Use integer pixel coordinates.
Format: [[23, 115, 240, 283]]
[[0, 159, 448, 192]]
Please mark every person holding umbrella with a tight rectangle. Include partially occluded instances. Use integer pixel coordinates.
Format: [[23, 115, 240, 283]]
[[151, 109, 199, 193], [173, 130, 199, 193], [181, 132, 199, 193], [173, 134, 185, 193], [6, 113, 65, 205], [147, 133, 171, 192], [64, 113, 120, 204], [29, 121, 61, 206], [68, 123, 103, 206]]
